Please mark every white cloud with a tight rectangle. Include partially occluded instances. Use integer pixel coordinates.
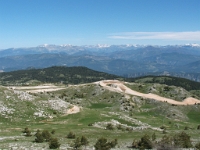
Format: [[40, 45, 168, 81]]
[[109, 31, 200, 41]]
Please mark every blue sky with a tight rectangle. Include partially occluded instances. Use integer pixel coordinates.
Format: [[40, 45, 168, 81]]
[[0, 0, 200, 49]]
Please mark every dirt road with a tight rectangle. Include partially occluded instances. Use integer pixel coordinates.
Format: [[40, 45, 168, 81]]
[[10, 85, 65, 93], [98, 80, 200, 105]]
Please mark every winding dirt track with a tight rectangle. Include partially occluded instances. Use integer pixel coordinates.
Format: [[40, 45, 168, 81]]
[[98, 80, 200, 105]]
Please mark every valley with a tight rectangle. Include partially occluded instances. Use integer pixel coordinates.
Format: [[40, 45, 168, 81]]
[[1, 44, 200, 81]]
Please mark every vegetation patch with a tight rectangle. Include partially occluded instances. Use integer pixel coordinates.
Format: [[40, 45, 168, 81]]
[[1, 68, 200, 149], [89, 103, 112, 109], [187, 110, 200, 123]]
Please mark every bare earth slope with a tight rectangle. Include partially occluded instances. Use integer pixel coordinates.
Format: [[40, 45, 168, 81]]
[[9, 84, 66, 93], [98, 80, 200, 105]]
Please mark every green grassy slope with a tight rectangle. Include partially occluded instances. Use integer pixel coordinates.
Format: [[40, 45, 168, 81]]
[[1, 67, 200, 149], [0, 81, 200, 149]]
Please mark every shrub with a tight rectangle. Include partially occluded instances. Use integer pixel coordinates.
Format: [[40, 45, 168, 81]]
[[137, 134, 153, 149], [67, 131, 76, 139], [116, 124, 123, 130], [49, 138, 60, 149], [163, 129, 167, 134], [23, 127, 32, 137], [42, 130, 52, 142], [51, 129, 56, 134], [152, 132, 156, 141], [106, 123, 114, 130], [195, 141, 200, 149], [81, 136, 89, 147], [73, 137, 82, 149], [160, 125, 166, 130], [173, 132, 192, 148], [132, 139, 139, 149], [94, 137, 117, 150], [156, 135, 174, 150], [88, 123, 93, 126], [35, 130, 44, 143]]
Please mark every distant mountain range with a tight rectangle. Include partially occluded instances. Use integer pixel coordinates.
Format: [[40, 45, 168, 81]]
[[0, 44, 200, 81]]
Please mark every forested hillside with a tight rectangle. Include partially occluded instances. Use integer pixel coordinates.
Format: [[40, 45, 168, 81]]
[[0, 66, 120, 85], [126, 76, 200, 91]]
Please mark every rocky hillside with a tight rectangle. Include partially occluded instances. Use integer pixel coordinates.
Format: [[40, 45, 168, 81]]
[[0, 78, 200, 149]]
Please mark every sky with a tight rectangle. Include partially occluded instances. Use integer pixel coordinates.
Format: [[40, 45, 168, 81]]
[[0, 0, 200, 49]]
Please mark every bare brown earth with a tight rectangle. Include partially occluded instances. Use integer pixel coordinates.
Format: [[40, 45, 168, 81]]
[[9, 84, 65, 93], [97, 80, 200, 105], [66, 105, 80, 115]]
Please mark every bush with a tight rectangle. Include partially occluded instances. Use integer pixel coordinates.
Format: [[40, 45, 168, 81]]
[[152, 132, 156, 141], [137, 134, 153, 149], [131, 140, 139, 148], [106, 123, 114, 130], [81, 136, 89, 147], [35, 130, 44, 143], [88, 123, 93, 126], [195, 141, 200, 149], [156, 135, 174, 150], [51, 129, 56, 134], [116, 124, 123, 130], [94, 137, 117, 150], [162, 129, 167, 134], [23, 127, 32, 137], [73, 137, 82, 149], [72, 136, 89, 149], [67, 131, 76, 139], [173, 132, 192, 148], [49, 138, 60, 149], [160, 125, 166, 130], [42, 130, 52, 142]]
